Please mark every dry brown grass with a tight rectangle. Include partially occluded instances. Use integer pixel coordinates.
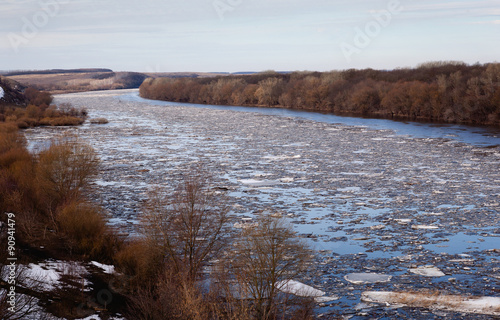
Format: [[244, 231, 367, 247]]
[[39, 116, 85, 126], [1, 102, 87, 128], [9, 73, 104, 93]]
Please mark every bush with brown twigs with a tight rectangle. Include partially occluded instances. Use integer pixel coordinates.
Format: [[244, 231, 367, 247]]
[[56, 201, 119, 260]]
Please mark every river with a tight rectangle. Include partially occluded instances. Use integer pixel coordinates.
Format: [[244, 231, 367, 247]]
[[25, 89, 500, 319], [123, 91, 500, 148]]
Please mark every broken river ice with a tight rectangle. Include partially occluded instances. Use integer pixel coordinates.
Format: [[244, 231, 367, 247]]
[[24, 89, 500, 319]]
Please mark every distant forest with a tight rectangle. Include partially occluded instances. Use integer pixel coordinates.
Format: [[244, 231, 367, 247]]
[[139, 62, 500, 127]]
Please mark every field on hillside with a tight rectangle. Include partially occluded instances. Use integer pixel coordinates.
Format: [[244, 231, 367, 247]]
[[5, 70, 228, 94]]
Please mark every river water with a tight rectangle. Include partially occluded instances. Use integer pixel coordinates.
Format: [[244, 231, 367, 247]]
[[25, 89, 500, 319], [123, 91, 500, 148]]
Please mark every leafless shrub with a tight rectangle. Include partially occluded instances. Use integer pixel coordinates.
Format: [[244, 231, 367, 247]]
[[222, 215, 313, 320], [56, 201, 111, 258], [114, 238, 164, 290], [15, 210, 43, 243], [127, 267, 209, 320], [142, 167, 230, 282], [35, 135, 99, 211], [134, 168, 313, 319], [39, 116, 85, 126]]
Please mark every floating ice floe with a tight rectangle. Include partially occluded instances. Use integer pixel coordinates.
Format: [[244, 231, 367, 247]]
[[93, 180, 118, 187], [423, 212, 444, 216], [411, 224, 439, 230], [238, 179, 280, 187], [362, 291, 500, 316], [394, 219, 412, 225], [278, 280, 339, 303], [337, 187, 361, 192], [409, 265, 445, 277], [263, 154, 301, 161], [233, 217, 258, 229], [344, 273, 392, 284]]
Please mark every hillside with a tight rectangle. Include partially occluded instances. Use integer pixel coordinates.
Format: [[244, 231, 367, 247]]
[[3, 69, 248, 94], [0, 76, 27, 105], [5, 69, 147, 94]]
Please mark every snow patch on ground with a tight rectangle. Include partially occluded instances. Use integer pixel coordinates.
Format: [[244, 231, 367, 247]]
[[24, 260, 90, 291], [0, 86, 4, 99], [25, 263, 61, 291], [91, 261, 116, 274], [362, 291, 500, 316]]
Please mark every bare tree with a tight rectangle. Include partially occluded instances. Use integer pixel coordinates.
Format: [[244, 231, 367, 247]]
[[142, 168, 230, 282], [226, 215, 312, 320], [255, 78, 284, 107]]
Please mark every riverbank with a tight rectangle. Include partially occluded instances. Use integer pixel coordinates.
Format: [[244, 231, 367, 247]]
[[139, 64, 500, 128], [25, 89, 500, 318]]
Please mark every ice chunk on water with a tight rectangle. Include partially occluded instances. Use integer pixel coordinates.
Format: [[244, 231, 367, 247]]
[[411, 224, 439, 230], [409, 265, 445, 277], [278, 280, 325, 297], [278, 280, 339, 302], [344, 273, 392, 284], [362, 291, 500, 316], [238, 179, 280, 187]]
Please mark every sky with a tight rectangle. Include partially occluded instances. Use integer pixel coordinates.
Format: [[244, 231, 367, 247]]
[[0, 0, 499, 72]]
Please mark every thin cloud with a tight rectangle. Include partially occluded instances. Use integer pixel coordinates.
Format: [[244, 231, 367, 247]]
[[471, 20, 500, 25], [404, 0, 499, 12]]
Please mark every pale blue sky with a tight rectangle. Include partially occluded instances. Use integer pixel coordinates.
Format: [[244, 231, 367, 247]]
[[1, 0, 499, 72]]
